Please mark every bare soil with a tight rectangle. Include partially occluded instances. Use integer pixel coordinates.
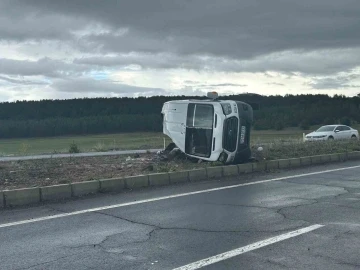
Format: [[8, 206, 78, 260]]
[[0, 153, 212, 190], [1, 140, 359, 190]]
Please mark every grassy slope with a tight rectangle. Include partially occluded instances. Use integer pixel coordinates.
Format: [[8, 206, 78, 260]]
[[0, 129, 309, 156], [2, 139, 360, 190], [1, 124, 359, 156], [0, 132, 165, 156]]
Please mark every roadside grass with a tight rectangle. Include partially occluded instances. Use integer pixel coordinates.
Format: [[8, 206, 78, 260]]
[[0, 129, 310, 157], [0, 132, 165, 156], [1, 139, 360, 190], [251, 130, 305, 144], [255, 139, 360, 160]]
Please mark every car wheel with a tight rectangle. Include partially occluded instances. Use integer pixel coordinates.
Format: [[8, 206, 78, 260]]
[[328, 136, 334, 140], [351, 135, 357, 140]]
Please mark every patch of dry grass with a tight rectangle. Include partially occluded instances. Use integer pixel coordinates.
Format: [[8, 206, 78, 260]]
[[1, 140, 359, 190], [253, 140, 360, 160]]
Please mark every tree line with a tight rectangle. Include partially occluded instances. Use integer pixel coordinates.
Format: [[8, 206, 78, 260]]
[[0, 93, 359, 138]]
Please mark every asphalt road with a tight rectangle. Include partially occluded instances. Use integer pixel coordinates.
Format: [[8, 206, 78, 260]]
[[0, 149, 162, 162], [1, 161, 360, 269]]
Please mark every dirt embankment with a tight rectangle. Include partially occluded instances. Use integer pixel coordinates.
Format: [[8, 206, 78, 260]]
[[0, 153, 210, 190], [1, 140, 359, 190]]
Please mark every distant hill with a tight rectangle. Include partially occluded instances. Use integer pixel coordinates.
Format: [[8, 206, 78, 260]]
[[0, 94, 358, 138]]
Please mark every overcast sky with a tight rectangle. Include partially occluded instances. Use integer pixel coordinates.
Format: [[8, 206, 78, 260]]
[[0, 0, 360, 101]]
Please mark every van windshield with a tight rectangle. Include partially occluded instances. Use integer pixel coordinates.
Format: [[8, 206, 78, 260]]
[[186, 104, 214, 128], [185, 104, 214, 158]]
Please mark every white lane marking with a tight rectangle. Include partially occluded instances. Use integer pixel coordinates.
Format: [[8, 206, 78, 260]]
[[1, 164, 360, 229], [173, 224, 324, 270]]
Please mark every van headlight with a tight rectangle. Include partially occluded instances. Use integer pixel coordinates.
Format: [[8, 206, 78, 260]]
[[218, 152, 228, 163], [221, 103, 232, 115]]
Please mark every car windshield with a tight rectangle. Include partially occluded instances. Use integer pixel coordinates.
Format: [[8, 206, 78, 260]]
[[316, 126, 335, 132]]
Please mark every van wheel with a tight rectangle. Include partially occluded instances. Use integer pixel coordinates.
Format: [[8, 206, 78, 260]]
[[233, 148, 252, 164]]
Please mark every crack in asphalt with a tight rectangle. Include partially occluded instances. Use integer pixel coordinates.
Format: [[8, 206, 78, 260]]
[[202, 202, 274, 210], [337, 261, 360, 268], [282, 180, 360, 207], [285, 178, 360, 190], [334, 204, 360, 210], [276, 207, 311, 225], [282, 180, 352, 199], [312, 253, 360, 268], [274, 181, 360, 222], [283, 179, 351, 191], [93, 210, 307, 235], [53, 200, 320, 252], [265, 258, 291, 269], [5, 167, 360, 270], [203, 201, 315, 225], [45, 205, 70, 214], [45, 196, 325, 252], [333, 230, 353, 240]]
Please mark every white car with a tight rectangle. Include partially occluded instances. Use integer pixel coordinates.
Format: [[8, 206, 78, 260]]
[[305, 125, 359, 141]]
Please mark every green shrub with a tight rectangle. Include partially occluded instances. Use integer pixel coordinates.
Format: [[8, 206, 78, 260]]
[[69, 142, 80, 153], [93, 142, 107, 152]]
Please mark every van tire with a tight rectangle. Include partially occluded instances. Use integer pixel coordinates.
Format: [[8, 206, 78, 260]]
[[233, 148, 252, 164]]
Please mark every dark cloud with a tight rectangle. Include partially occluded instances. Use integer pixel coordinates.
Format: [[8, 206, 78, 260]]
[[193, 83, 247, 89], [0, 75, 48, 85], [204, 83, 247, 87], [73, 54, 187, 69], [3, 1, 360, 69], [4, 0, 360, 58], [178, 80, 247, 88], [1, 0, 360, 99], [0, 58, 90, 77], [308, 74, 359, 89], [183, 80, 200, 84], [73, 49, 360, 75], [0, 1, 88, 41], [52, 77, 167, 96]]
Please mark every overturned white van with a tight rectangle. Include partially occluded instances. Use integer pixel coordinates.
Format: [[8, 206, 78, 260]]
[[161, 92, 253, 164]]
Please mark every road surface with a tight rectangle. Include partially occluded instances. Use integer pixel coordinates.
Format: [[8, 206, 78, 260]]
[[0, 149, 162, 162], [1, 161, 360, 269]]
